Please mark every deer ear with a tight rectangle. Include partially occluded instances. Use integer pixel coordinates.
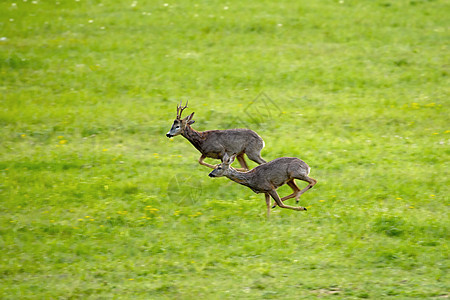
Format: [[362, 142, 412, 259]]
[[228, 154, 237, 164], [222, 153, 229, 163], [186, 112, 195, 125]]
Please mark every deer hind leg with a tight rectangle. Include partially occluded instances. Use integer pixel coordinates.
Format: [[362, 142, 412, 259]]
[[271, 179, 300, 208], [235, 153, 249, 171], [198, 154, 217, 169], [246, 152, 267, 165], [294, 176, 317, 203], [268, 190, 306, 212]]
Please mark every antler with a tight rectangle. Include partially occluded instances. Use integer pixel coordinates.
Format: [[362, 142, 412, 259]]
[[176, 100, 188, 119]]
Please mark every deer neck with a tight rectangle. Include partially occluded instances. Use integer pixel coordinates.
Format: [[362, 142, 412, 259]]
[[181, 125, 205, 152], [226, 169, 253, 188]]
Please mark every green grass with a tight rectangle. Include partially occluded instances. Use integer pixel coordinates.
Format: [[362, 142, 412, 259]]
[[1, 0, 449, 298]]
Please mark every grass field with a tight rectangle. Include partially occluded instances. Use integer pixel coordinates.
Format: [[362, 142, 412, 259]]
[[1, 0, 449, 298]]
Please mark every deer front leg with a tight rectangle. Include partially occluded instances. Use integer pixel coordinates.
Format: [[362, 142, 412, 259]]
[[265, 193, 271, 218], [198, 154, 217, 169], [268, 190, 307, 212], [235, 153, 249, 171]]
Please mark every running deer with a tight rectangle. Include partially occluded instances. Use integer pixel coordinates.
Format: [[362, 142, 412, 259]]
[[208, 153, 317, 216], [166, 101, 266, 170]]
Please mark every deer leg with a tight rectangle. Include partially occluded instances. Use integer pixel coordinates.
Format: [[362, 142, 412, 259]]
[[247, 152, 267, 165], [268, 190, 306, 211], [293, 176, 317, 203], [198, 154, 217, 169], [271, 180, 300, 208], [235, 153, 249, 171], [265, 193, 271, 218], [282, 180, 301, 201]]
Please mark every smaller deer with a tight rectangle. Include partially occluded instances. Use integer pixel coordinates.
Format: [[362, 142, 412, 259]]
[[166, 101, 266, 170], [208, 153, 317, 216]]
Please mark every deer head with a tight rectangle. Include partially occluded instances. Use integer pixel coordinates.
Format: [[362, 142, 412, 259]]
[[208, 153, 236, 177], [166, 101, 195, 138]]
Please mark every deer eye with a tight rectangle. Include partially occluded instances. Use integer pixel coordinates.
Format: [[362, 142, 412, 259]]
[[217, 166, 222, 170]]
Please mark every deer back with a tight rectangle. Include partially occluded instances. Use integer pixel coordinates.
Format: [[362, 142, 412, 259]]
[[189, 128, 264, 158], [247, 157, 309, 190]]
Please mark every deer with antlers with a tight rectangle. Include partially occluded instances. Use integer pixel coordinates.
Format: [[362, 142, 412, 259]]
[[166, 101, 266, 170], [208, 153, 317, 216]]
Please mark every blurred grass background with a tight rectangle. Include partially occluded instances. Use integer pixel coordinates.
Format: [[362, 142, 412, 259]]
[[1, 0, 449, 298]]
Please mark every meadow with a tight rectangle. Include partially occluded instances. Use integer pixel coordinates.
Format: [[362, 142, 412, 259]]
[[1, 0, 449, 298]]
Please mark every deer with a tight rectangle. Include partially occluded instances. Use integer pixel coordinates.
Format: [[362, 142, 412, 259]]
[[166, 101, 266, 170], [208, 153, 317, 216]]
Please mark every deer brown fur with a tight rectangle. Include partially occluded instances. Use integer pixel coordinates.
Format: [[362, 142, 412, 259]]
[[166, 101, 266, 170], [208, 153, 317, 216]]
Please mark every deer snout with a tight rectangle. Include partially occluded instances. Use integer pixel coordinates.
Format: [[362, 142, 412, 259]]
[[166, 132, 173, 138], [208, 172, 216, 177]]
